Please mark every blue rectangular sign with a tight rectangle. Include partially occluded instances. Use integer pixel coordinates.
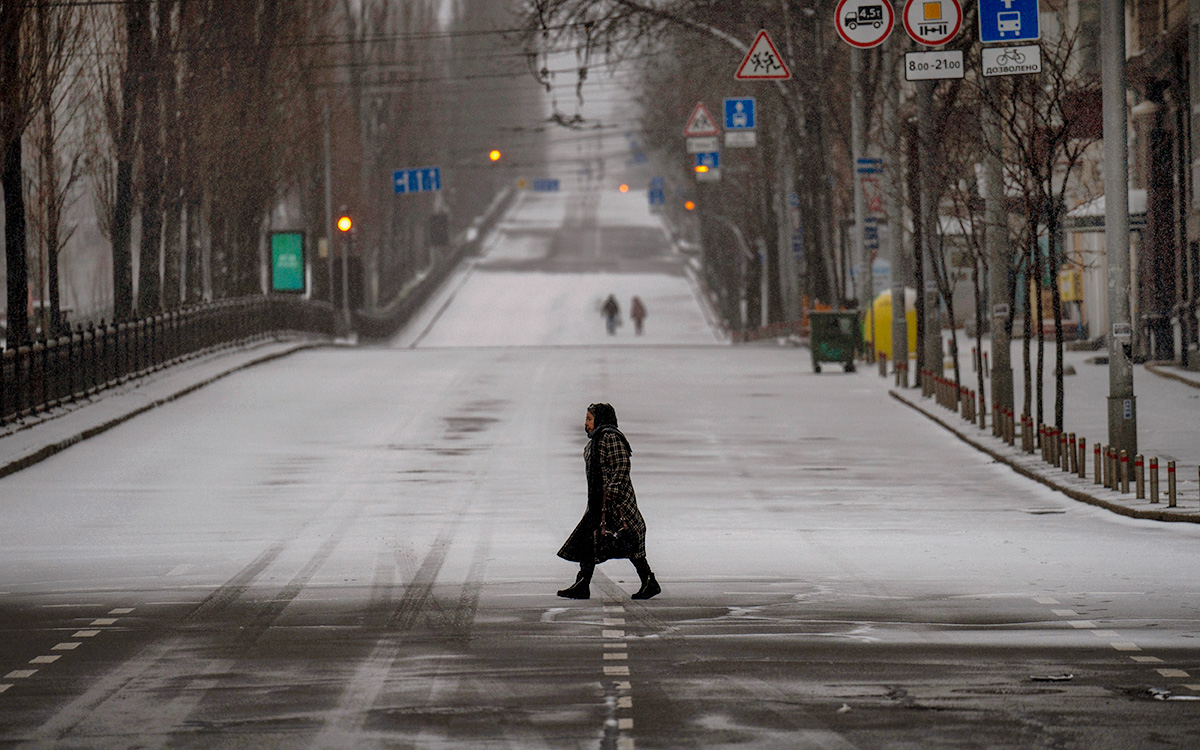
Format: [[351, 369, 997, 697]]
[[648, 188, 665, 206], [979, 0, 1039, 43], [393, 166, 441, 194], [695, 152, 720, 169], [724, 98, 756, 131], [532, 179, 560, 192], [650, 176, 665, 190]]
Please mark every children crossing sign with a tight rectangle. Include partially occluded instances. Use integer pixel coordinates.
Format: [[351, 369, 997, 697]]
[[683, 102, 719, 137], [734, 30, 791, 80]]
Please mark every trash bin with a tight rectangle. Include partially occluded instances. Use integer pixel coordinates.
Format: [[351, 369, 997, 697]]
[[809, 310, 860, 373]]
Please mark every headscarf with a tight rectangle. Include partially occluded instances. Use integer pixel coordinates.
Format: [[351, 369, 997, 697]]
[[587, 402, 631, 454]]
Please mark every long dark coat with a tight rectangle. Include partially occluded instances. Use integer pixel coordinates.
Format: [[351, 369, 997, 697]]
[[557, 426, 647, 563]]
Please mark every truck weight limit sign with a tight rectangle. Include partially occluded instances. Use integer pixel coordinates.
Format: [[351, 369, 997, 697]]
[[835, 0, 894, 48]]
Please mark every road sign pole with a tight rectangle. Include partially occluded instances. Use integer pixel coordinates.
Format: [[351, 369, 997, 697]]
[[323, 102, 335, 308], [851, 48, 868, 319], [919, 80, 942, 383], [885, 22, 908, 385], [1102, 0, 1137, 456]]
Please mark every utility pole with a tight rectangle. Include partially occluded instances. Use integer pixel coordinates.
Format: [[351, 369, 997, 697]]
[[323, 102, 334, 308], [982, 82, 1013, 418], [919, 80, 942, 386], [1101, 0, 1137, 455]]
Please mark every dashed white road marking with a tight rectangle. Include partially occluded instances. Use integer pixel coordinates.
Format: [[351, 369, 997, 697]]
[[604, 666, 630, 676], [603, 652, 628, 660], [0, 685, 9, 693], [1067, 621, 1096, 629], [1091, 630, 1120, 638], [618, 718, 634, 729], [5, 670, 37, 679], [1158, 669, 1191, 678], [72, 630, 100, 638], [90, 618, 118, 626], [1110, 643, 1141, 652], [617, 736, 635, 750], [1033, 597, 1059, 605], [604, 618, 626, 626], [603, 630, 625, 638], [604, 606, 625, 613], [1132, 656, 1164, 664], [30, 656, 60, 665], [1051, 609, 1078, 617], [109, 608, 135, 615], [51, 643, 80, 651], [617, 696, 633, 708]]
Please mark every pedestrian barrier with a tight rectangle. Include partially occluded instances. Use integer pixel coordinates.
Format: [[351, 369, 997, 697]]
[[915, 373, 1198, 511], [0, 297, 338, 427]]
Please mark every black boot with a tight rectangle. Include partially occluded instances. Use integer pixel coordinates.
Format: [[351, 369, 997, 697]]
[[558, 564, 593, 599], [631, 558, 661, 600]]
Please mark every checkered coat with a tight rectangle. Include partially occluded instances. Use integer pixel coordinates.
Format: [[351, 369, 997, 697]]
[[557, 426, 647, 563]]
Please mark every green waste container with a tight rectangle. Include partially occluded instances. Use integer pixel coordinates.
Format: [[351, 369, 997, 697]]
[[809, 310, 860, 373]]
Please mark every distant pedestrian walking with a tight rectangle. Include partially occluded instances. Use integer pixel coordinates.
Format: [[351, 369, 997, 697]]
[[557, 403, 660, 600], [630, 296, 647, 336], [602, 294, 621, 335]]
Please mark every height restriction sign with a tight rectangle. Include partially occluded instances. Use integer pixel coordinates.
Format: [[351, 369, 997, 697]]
[[903, 0, 962, 47], [835, 0, 894, 48]]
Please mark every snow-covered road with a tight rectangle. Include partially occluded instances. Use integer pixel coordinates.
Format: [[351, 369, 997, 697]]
[[1, 188, 1198, 748]]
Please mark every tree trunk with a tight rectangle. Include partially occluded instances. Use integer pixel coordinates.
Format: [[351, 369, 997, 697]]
[[1049, 206, 1065, 429], [3, 134, 29, 347], [137, 4, 165, 315], [1034, 224, 1044, 431], [112, 0, 149, 321]]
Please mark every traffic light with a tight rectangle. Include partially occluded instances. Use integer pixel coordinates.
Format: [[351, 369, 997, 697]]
[[619, 183, 630, 193], [489, 149, 502, 162], [684, 200, 696, 211], [337, 215, 352, 232]]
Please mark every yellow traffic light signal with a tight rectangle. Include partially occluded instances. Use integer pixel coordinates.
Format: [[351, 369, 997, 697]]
[[684, 201, 696, 211], [694, 165, 709, 173], [489, 149, 502, 162], [337, 215, 352, 232], [619, 183, 629, 193]]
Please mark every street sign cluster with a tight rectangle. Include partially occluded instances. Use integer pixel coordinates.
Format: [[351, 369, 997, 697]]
[[827, 0, 1041, 81], [393, 167, 441, 194], [648, 176, 666, 207]]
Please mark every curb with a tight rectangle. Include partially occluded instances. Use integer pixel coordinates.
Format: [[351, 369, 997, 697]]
[[0, 340, 324, 481], [889, 388, 1200, 525], [1145, 361, 1200, 390]]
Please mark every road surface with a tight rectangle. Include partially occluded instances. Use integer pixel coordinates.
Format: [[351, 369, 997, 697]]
[[1, 189, 1198, 749]]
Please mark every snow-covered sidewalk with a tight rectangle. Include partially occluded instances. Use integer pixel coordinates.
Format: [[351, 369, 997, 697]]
[[0, 336, 328, 479], [885, 336, 1200, 523]]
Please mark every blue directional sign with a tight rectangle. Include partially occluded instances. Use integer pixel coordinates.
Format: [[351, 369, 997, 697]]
[[393, 166, 441, 194], [648, 188, 666, 206], [979, 0, 1039, 44], [650, 176, 665, 190], [724, 98, 756, 131], [695, 152, 720, 169], [532, 179, 560, 192]]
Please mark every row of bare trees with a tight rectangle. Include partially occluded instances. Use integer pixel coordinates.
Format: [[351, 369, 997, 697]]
[[519, 0, 1100, 433], [3, 0, 528, 350]]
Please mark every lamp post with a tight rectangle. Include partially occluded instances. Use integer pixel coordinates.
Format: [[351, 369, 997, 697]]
[[337, 211, 353, 334]]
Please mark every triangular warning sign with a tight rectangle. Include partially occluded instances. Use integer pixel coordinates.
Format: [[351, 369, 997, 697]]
[[735, 30, 791, 80], [683, 102, 719, 137]]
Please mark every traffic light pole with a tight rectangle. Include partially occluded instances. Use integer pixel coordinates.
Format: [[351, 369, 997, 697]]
[[1101, 0, 1137, 456]]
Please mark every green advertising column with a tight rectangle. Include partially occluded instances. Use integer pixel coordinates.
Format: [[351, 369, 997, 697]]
[[271, 232, 306, 293]]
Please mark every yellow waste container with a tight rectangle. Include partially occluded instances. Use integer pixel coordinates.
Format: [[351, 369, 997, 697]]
[[862, 287, 918, 360]]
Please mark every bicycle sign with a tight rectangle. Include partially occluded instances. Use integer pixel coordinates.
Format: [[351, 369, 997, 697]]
[[980, 44, 1041, 77]]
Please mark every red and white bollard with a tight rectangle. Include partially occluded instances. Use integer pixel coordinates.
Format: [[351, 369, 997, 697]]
[[1150, 457, 1160, 503]]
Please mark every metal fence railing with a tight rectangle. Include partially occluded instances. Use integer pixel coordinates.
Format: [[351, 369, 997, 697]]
[[0, 296, 337, 426]]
